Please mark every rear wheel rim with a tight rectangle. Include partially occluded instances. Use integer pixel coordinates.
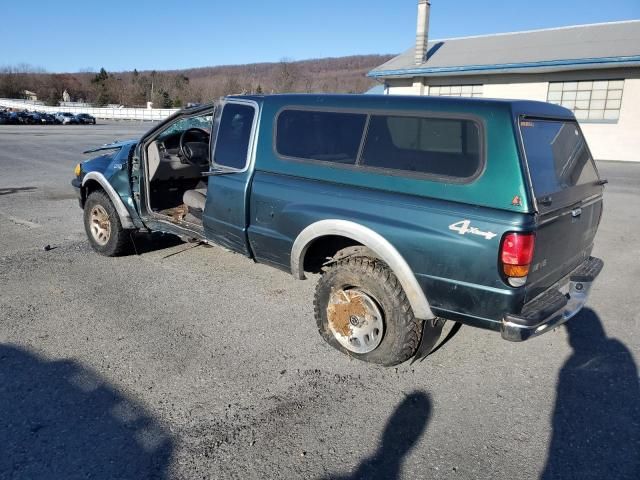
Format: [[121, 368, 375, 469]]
[[327, 288, 384, 354], [89, 205, 111, 246]]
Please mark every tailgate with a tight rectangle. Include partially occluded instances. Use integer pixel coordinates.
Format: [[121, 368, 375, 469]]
[[519, 117, 605, 301]]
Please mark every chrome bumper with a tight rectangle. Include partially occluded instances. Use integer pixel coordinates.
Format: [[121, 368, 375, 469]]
[[501, 257, 603, 342]]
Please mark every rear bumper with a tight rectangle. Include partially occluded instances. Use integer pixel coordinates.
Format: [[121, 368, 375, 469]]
[[501, 256, 603, 342]]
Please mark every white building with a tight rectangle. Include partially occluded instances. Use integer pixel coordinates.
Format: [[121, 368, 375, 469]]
[[369, 4, 640, 162], [23, 90, 38, 101]]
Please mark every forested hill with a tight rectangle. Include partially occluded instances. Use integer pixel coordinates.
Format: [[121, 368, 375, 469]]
[[0, 54, 395, 108]]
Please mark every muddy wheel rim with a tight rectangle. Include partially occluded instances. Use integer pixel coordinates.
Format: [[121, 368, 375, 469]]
[[327, 288, 384, 354], [89, 205, 111, 246]]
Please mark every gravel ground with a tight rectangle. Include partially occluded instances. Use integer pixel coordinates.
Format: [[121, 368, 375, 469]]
[[0, 123, 638, 480]]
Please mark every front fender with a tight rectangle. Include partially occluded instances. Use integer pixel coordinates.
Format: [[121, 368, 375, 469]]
[[82, 172, 135, 229]]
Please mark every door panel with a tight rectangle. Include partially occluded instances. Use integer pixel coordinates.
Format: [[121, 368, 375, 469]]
[[203, 101, 259, 255]]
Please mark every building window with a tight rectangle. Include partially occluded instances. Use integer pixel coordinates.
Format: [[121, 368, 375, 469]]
[[428, 85, 483, 98], [547, 80, 624, 121]]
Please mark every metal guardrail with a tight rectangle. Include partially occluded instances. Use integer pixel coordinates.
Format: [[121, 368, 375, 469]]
[[0, 98, 179, 121]]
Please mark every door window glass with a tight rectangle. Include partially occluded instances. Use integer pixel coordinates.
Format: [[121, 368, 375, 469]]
[[213, 104, 256, 169]]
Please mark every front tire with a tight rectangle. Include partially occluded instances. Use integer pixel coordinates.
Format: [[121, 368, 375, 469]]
[[314, 255, 424, 366], [83, 190, 130, 256]]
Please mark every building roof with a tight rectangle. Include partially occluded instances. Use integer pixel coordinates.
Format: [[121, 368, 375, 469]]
[[364, 84, 386, 94], [369, 20, 640, 78]]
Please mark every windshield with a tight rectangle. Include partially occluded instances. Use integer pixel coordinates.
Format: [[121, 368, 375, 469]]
[[520, 118, 599, 198], [158, 115, 212, 141]]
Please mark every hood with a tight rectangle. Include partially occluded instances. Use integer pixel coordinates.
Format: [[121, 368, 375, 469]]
[[83, 139, 137, 154]]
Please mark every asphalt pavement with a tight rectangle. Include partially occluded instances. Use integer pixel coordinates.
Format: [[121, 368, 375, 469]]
[[0, 122, 638, 479]]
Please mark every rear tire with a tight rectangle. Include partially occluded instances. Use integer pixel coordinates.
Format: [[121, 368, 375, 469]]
[[314, 255, 424, 366], [83, 190, 131, 256]]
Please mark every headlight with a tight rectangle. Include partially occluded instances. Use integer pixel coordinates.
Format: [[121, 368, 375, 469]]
[[74, 163, 82, 177]]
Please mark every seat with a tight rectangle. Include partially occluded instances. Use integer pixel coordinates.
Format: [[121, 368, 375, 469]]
[[183, 188, 207, 211]]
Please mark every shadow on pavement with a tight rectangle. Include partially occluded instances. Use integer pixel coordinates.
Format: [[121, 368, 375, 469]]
[[0, 344, 173, 479], [129, 231, 185, 255], [324, 391, 432, 480], [541, 308, 640, 479], [0, 186, 37, 196]]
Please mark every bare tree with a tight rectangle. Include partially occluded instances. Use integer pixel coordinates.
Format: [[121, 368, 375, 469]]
[[0, 55, 395, 104], [274, 58, 299, 93]]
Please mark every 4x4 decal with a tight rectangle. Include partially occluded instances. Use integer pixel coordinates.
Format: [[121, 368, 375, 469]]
[[449, 220, 497, 240]]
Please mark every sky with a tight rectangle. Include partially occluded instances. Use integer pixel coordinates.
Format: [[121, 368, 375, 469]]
[[1, 0, 639, 73]]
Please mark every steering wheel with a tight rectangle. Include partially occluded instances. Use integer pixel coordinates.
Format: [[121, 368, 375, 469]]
[[179, 127, 210, 166]]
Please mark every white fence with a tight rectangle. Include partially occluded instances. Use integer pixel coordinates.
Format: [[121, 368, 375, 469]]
[[0, 98, 179, 121]]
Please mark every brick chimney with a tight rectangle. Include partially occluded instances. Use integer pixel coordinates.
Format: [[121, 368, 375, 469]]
[[415, 0, 431, 65]]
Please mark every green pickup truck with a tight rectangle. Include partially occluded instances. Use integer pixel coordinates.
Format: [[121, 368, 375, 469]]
[[72, 94, 604, 366]]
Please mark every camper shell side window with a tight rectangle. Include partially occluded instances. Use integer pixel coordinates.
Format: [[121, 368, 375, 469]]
[[274, 107, 485, 182]]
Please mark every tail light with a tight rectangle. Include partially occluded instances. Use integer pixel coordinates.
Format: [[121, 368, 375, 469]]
[[500, 232, 535, 286]]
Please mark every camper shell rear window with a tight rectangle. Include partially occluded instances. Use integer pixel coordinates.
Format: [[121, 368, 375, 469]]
[[519, 118, 600, 198]]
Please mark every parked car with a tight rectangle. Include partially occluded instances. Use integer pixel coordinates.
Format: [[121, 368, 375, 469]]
[[10, 111, 30, 124], [26, 112, 48, 124], [76, 113, 96, 125], [42, 113, 60, 125], [55, 112, 79, 125], [4, 112, 18, 124], [71, 95, 605, 366]]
